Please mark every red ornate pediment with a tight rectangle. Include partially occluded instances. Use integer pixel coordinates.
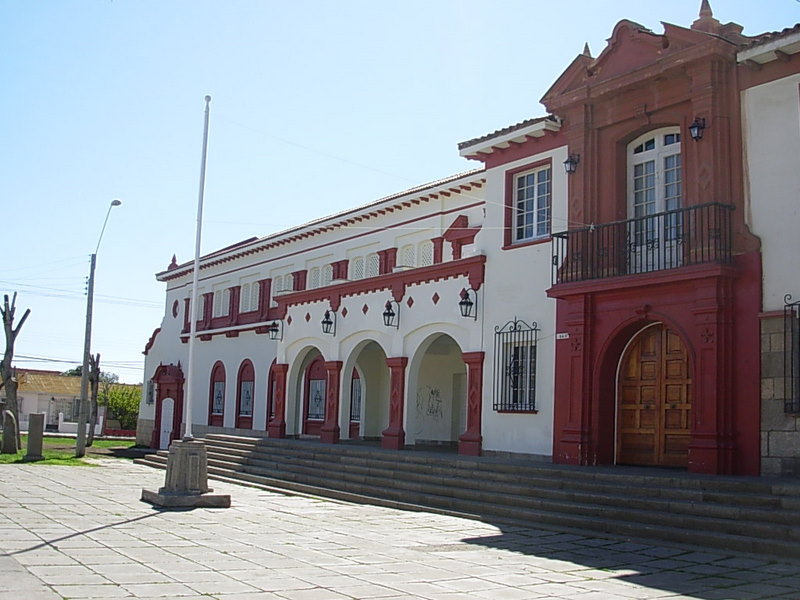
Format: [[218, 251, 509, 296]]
[[542, 20, 710, 112]]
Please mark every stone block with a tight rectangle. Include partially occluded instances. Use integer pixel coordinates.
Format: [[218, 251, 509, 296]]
[[141, 438, 230, 509], [762, 352, 784, 379], [135, 418, 155, 447], [762, 399, 797, 432], [761, 378, 775, 402], [761, 456, 782, 477], [761, 316, 784, 335], [2, 411, 18, 454], [24, 413, 44, 461], [768, 431, 800, 458], [770, 332, 785, 353]]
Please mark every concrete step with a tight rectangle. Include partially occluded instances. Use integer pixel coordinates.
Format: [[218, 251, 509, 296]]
[[134, 436, 800, 560]]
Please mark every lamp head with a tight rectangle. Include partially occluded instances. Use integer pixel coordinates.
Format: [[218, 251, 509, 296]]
[[111, 199, 122, 207]]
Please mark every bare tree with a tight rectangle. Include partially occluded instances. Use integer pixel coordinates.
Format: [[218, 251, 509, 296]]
[[87, 353, 100, 446], [1, 293, 31, 451]]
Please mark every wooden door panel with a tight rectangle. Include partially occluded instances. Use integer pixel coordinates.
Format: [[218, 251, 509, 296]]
[[617, 324, 691, 467]]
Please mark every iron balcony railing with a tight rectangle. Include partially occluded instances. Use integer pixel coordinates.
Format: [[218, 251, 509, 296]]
[[551, 202, 734, 285]]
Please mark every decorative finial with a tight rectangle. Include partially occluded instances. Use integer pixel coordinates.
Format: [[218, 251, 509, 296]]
[[582, 42, 592, 58], [692, 0, 720, 33], [168, 254, 178, 270], [205, 95, 211, 103]]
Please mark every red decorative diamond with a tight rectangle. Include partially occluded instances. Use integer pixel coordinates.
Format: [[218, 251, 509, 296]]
[[305, 312, 311, 322], [287, 316, 292, 325], [341, 307, 348, 318], [362, 303, 369, 314], [432, 292, 440, 305], [406, 297, 414, 308]]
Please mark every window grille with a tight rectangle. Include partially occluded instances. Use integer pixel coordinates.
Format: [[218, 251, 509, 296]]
[[309, 267, 320, 289], [418, 240, 433, 266], [400, 244, 415, 267], [351, 257, 364, 280], [146, 380, 155, 405], [212, 382, 225, 415], [250, 281, 259, 311], [240, 283, 252, 312], [366, 253, 380, 278], [239, 381, 254, 416], [493, 318, 539, 411], [322, 264, 333, 286], [785, 295, 800, 414]]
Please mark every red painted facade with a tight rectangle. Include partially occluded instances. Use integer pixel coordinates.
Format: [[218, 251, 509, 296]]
[[540, 14, 762, 475]]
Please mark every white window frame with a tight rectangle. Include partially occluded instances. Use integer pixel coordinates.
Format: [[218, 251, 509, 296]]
[[513, 166, 552, 243]]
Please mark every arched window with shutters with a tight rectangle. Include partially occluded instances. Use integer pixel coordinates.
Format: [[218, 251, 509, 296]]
[[240, 283, 252, 312], [351, 256, 364, 280], [236, 360, 255, 430], [208, 361, 226, 427], [322, 264, 333, 286], [309, 267, 320, 289], [418, 240, 433, 267], [366, 253, 380, 278], [400, 244, 415, 268]]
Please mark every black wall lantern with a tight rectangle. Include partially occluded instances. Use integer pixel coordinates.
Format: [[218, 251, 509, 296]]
[[321, 309, 336, 335], [267, 320, 283, 341], [689, 117, 706, 141], [459, 288, 477, 320], [563, 153, 580, 175], [383, 299, 400, 329]]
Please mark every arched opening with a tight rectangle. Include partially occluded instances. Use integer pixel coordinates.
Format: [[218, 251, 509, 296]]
[[208, 361, 226, 427], [302, 353, 326, 436], [616, 322, 692, 467], [150, 363, 184, 449], [266, 358, 277, 431], [343, 341, 389, 441], [235, 359, 255, 430], [407, 333, 466, 449]]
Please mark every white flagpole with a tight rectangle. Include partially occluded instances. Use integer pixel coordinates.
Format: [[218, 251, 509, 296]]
[[184, 95, 211, 440]]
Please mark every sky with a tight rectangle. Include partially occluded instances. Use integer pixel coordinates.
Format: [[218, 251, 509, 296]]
[[1, 0, 797, 383]]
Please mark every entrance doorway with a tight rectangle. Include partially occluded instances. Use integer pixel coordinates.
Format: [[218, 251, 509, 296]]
[[617, 323, 691, 467]]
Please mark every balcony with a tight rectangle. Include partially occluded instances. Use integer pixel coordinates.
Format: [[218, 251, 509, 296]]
[[551, 202, 734, 285]]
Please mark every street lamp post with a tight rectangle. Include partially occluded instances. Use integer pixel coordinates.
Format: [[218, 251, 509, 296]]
[[75, 199, 121, 458]]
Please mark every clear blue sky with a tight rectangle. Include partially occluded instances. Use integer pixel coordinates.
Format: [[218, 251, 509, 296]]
[[1, 0, 797, 383]]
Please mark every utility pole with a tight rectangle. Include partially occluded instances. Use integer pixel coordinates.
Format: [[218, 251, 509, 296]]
[[75, 199, 121, 457]]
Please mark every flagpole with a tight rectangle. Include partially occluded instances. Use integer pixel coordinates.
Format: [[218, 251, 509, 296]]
[[184, 95, 211, 440]]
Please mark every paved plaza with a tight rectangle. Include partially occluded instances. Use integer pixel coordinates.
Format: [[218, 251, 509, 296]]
[[0, 460, 798, 600]]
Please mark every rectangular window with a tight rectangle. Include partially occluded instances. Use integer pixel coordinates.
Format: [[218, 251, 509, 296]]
[[146, 381, 155, 405], [493, 319, 538, 411], [514, 167, 551, 242], [239, 381, 254, 416], [212, 382, 225, 415]]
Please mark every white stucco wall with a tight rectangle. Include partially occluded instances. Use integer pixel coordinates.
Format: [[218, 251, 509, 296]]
[[477, 145, 568, 458], [742, 73, 800, 310]]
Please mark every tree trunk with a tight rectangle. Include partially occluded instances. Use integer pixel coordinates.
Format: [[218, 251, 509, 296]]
[[87, 353, 100, 446], [1, 293, 31, 452]]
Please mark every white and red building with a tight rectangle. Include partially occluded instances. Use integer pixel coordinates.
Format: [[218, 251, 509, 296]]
[[139, 2, 800, 478]]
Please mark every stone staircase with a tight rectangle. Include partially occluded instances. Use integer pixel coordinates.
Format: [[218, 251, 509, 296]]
[[134, 434, 800, 560]]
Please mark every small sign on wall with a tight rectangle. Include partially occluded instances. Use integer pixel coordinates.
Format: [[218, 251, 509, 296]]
[[556, 332, 570, 340]]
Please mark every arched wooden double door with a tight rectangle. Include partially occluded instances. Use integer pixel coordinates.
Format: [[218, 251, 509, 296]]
[[617, 324, 692, 468]]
